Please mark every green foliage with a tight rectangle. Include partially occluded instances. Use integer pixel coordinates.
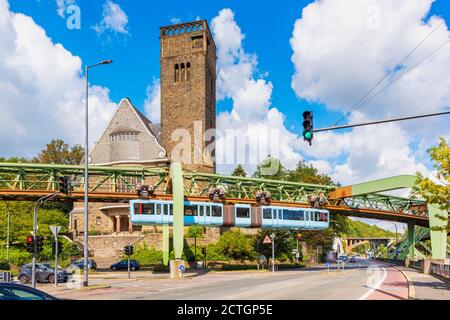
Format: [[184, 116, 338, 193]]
[[32, 139, 84, 165], [344, 220, 396, 238], [253, 157, 287, 180], [216, 230, 257, 261], [0, 261, 10, 270], [287, 161, 335, 185], [186, 225, 204, 238], [256, 229, 297, 260], [0, 248, 31, 266], [131, 244, 163, 266], [231, 165, 247, 177]]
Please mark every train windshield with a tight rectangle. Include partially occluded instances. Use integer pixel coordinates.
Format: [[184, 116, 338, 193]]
[[133, 203, 155, 215]]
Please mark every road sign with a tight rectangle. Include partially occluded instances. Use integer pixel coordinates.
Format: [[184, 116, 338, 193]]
[[179, 265, 185, 272], [326, 261, 331, 268], [263, 235, 272, 244], [49, 226, 61, 237]]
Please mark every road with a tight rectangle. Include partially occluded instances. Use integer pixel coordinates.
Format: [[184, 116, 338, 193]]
[[39, 259, 410, 300]]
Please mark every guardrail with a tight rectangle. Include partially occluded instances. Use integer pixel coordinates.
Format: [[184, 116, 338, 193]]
[[409, 260, 424, 271], [430, 263, 450, 280], [376, 258, 405, 266], [0, 272, 12, 283]]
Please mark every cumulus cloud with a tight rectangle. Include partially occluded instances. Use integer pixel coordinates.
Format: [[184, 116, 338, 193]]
[[93, 0, 129, 36], [212, 9, 304, 175], [290, 0, 450, 184], [143, 79, 161, 123], [0, 0, 117, 158]]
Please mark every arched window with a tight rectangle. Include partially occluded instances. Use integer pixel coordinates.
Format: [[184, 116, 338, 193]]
[[180, 63, 186, 82], [186, 62, 191, 81], [175, 64, 180, 82]]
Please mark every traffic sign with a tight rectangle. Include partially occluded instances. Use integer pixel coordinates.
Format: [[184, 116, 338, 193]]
[[49, 226, 61, 237], [263, 235, 272, 244], [179, 265, 185, 272], [326, 261, 331, 268]]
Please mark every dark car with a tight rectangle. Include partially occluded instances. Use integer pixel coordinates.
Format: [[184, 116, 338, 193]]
[[0, 283, 58, 300], [68, 259, 97, 273], [111, 260, 140, 271], [18, 263, 69, 285]]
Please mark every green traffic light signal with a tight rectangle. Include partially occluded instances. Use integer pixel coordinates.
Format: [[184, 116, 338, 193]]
[[303, 131, 313, 140]]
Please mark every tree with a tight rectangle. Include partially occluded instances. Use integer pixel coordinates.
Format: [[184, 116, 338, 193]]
[[414, 137, 450, 211], [256, 229, 297, 260], [33, 139, 84, 165], [286, 161, 334, 185], [216, 230, 256, 261], [231, 164, 247, 177], [253, 156, 287, 180]]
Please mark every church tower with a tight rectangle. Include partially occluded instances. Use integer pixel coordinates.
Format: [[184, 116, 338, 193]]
[[160, 20, 216, 173]]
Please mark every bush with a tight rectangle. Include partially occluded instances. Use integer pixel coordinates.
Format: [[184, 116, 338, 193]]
[[216, 230, 257, 261], [132, 245, 163, 266], [277, 263, 305, 270], [221, 264, 259, 271], [0, 248, 31, 267], [152, 264, 170, 272], [0, 261, 10, 270], [186, 225, 204, 238]]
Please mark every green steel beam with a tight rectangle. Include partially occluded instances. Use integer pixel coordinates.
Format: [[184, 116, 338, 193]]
[[427, 203, 449, 260], [408, 221, 416, 260], [351, 175, 417, 196], [170, 163, 184, 260]]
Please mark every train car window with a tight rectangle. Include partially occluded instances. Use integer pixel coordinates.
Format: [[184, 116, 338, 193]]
[[206, 206, 211, 216], [156, 204, 162, 215], [169, 204, 173, 215], [199, 206, 204, 217], [283, 209, 304, 221], [322, 212, 328, 222], [185, 205, 197, 216], [305, 212, 309, 221], [309, 211, 314, 221], [236, 207, 250, 218], [134, 203, 155, 215], [316, 212, 321, 221], [164, 204, 169, 215], [212, 206, 222, 217], [263, 208, 272, 219]]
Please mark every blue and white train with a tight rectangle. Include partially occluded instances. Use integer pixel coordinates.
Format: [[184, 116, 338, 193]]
[[130, 199, 329, 230]]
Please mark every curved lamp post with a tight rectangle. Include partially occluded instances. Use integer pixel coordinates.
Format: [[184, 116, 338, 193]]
[[83, 59, 113, 287]]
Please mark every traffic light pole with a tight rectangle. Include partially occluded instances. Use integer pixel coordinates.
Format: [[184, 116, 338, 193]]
[[32, 192, 59, 288], [54, 236, 58, 287], [314, 110, 450, 133], [128, 242, 131, 280]]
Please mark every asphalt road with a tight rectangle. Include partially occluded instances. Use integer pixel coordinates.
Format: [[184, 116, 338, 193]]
[[42, 258, 409, 300]]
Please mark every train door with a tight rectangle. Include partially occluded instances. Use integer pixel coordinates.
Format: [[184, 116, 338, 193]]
[[155, 202, 163, 224], [162, 203, 170, 225], [304, 210, 310, 229], [274, 208, 282, 228], [204, 204, 212, 226], [235, 204, 251, 228]]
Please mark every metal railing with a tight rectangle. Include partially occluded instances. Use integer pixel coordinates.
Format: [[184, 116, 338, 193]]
[[430, 263, 450, 279], [409, 260, 424, 271]]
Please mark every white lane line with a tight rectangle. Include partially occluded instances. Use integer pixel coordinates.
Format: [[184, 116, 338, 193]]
[[358, 266, 388, 300]]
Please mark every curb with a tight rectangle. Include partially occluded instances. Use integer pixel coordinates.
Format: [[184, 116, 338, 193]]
[[393, 266, 416, 300]]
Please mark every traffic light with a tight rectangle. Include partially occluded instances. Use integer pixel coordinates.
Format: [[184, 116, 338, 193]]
[[26, 236, 34, 253], [124, 245, 134, 256], [302, 111, 314, 146], [36, 236, 44, 253], [59, 176, 72, 195], [52, 241, 63, 255]]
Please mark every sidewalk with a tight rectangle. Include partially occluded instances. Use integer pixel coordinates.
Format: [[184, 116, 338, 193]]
[[395, 266, 450, 300]]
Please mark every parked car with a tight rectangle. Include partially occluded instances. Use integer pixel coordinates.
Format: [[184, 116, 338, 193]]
[[111, 260, 140, 271], [0, 283, 58, 300], [348, 257, 358, 263], [18, 263, 69, 285], [67, 259, 97, 273]]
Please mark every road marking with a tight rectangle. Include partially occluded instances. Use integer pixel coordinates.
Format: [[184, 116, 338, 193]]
[[358, 266, 387, 300]]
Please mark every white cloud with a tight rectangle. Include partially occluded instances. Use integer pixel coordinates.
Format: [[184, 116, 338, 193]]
[[55, 0, 75, 18], [143, 79, 161, 123], [170, 17, 181, 25], [290, 0, 450, 185], [93, 0, 129, 36], [0, 0, 117, 158], [212, 8, 304, 175]]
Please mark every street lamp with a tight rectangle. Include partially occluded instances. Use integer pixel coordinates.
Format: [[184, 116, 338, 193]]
[[83, 59, 113, 287]]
